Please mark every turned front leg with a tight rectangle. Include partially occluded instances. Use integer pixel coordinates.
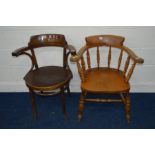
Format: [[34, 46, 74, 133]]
[[78, 91, 86, 121]]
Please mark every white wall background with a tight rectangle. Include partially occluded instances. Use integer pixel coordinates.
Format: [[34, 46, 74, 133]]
[[0, 26, 155, 92]]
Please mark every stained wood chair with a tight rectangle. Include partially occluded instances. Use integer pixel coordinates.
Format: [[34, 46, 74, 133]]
[[12, 34, 76, 119], [71, 35, 144, 122]]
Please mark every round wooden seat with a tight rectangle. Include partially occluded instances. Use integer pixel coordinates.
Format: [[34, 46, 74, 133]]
[[81, 67, 130, 93], [24, 66, 72, 90]]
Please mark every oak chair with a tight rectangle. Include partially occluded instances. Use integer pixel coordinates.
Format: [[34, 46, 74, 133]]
[[71, 35, 144, 122], [12, 34, 76, 119]]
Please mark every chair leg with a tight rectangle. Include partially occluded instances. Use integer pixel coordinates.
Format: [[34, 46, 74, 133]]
[[29, 88, 38, 120], [60, 87, 67, 119], [66, 84, 71, 95], [78, 91, 86, 121], [125, 93, 131, 123]]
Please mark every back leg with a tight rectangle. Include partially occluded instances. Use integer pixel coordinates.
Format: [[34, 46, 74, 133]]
[[125, 93, 131, 123]]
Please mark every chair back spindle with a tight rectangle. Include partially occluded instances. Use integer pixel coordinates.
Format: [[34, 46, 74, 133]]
[[124, 56, 130, 74], [108, 46, 112, 68], [81, 56, 86, 72], [97, 46, 100, 68], [117, 48, 123, 70], [30, 48, 38, 69], [126, 62, 136, 81], [86, 48, 91, 69]]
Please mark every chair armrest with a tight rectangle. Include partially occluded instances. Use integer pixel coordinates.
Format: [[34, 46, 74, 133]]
[[12, 46, 34, 71], [12, 46, 30, 57], [67, 44, 76, 56], [70, 45, 87, 62], [122, 46, 144, 64]]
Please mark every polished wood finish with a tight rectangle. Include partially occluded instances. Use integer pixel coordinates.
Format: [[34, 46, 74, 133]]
[[24, 66, 72, 90], [77, 61, 85, 82], [86, 48, 91, 69], [97, 46, 100, 68], [12, 34, 76, 119], [29, 88, 38, 119], [86, 35, 125, 47], [124, 55, 130, 74], [81, 56, 86, 72], [71, 35, 144, 122], [81, 68, 129, 93], [126, 62, 136, 82], [117, 48, 123, 70], [108, 46, 111, 68]]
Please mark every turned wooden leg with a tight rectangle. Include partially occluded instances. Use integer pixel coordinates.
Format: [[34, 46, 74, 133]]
[[78, 91, 86, 121], [29, 88, 38, 120], [60, 87, 67, 119], [125, 93, 131, 123]]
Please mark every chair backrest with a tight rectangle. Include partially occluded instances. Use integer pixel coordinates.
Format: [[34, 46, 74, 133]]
[[86, 35, 125, 47], [82, 35, 127, 70], [28, 34, 67, 48], [73, 35, 143, 83], [27, 34, 68, 69]]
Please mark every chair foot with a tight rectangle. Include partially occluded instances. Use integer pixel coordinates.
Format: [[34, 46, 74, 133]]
[[78, 114, 83, 121], [126, 115, 131, 123]]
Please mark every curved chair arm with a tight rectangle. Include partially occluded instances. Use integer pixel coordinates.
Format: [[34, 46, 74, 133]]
[[70, 45, 87, 62], [12, 46, 31, 57], [122, 46, 144, 64], [12, 46, 34, 71], [122, 46, 144, 82], [64, 44, 76, 70], [70, 45, 87, 82]]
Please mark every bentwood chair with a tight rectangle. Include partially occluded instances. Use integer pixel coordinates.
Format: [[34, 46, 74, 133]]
[[71, 35, 144, 122], [12, 34, 76, 119]]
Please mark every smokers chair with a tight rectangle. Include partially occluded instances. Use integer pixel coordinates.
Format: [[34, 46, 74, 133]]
[[71, 35, 144, 122], [12, 34, 76, 119]]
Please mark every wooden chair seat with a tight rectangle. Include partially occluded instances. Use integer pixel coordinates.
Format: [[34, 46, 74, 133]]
[[24, 66, 72, 90], [81, 68, 130, 93]]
